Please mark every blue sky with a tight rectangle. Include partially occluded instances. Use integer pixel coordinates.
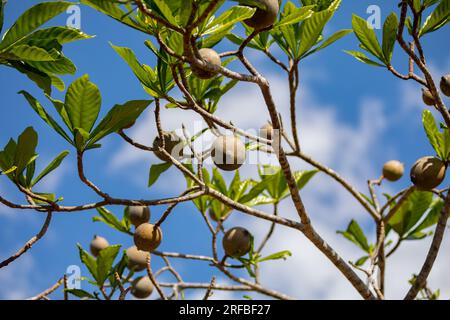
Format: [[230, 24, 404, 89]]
[[0, 0, 449, 299]]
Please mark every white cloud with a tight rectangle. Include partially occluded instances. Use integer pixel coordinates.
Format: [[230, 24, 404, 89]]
[[0, 255, 35, 299]]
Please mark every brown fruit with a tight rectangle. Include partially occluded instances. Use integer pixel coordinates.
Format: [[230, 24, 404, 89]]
[[134, 223, 162, 252], [222, 227, 252, 258], [382, 160, 404, 182], [126, 206, 150, 227], [131, 276, 154, 299], [440, 75, 450, 97], [152, 131, 184, 162], [244, 0, 279, 30], [191, 48, 221, 79], [89, 235, 109, 257], [410, 156, 446, 190], [126, 246, 149, 271], [422, 89, 436, 106], [211, 135, 246, 171], [260, 123, 274, 140]]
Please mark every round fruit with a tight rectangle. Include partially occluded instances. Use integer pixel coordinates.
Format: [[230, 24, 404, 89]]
[[244, 0, 279, 30], [260, 123, 274, 140], [410, 156, 447, 190], [440, 75, 450, 97], [126, 206, 150, 227], [152, 131, 184, 162], [89, 235, 109, 257], [222, 227, 252, 258], [126, 246, 150, 271], [134, 223, 162, 252], [211, 135, 246, 171], [191, 48, 221, 79], [131, 276, 154, 299], [422, 89, 436, 106], [382, 160, 404, 182]]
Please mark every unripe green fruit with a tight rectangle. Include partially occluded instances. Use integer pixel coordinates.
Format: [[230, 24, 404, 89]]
[[126, 245, 149, 271], [134, 223, 162, 252], [131, 276, 154, 299], [440, 75, 450, 97], [211, 135, 246, 171], [222, 227, 252, 258], [126, 205, 150, 227], [244, 0, 279, 30], [382, 160, 404, 182], [422, 89, 436, 106], [260, 123, 274, 140], [191, 48, 221, 79], [89, 235, 109, 257], [410, 156, 447, 190], [152, 131, 184, 162]]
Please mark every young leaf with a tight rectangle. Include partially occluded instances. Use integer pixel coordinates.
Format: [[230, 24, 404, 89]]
[[96, 245, 121, 286], [32, 150, 69, 186], [420, 0, 450, 36], [19, 91, 73, 144], [77, 244, 97, 281], [258, 250, 292, 262], [88, 100, 151, 146], [65, 289, 95, 299], [382, 12, 398, 64], [65, 75, 102, 133], [148, 162, 172, 187], [93, 207, 131, 234], [351, 15, 384, 63], [14, 127, 38, 175], [344, 50, 385, 67], [337, 220, 370, 252], [0, 1, 72, 49]]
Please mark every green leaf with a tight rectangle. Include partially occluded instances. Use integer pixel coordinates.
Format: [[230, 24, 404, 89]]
[[344, 50, 385, 67], [422, 109, 450, 160], [0, 1, 72, 49], [1, 166, 17, 175], [14, 127, 38, 176], [152, 0, 178, 26], [31, 151, 69, 186], [22, 26, 94, 45], [258, 250, 292, 262], [211, 168, 228, 195], [77, 244, 97, 281], [65, 75, 102, 133], [382, 13, 398, 64], [88, 100, 151, 146], [94, 207, 130, 234], [302, 29, 352, 58], [355, 256, 369, 266], [351, 15, 384, 63], [274, 6, 313, 28], [65, 289, 95, 299], [389, 191, 433, 237], [19, 91, 73, 145], [3, 45, 56, 61], [148, 162, 172, 187], [420, 0, 450, 36], [407, 197, 444, 237], [80, 0, 148, 33], [337, 220, 370, 252], [111, 44, 156, 89], [96, 245, 121, 286], [203, 6, 256, 36], [0, 0, 4, 34]]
